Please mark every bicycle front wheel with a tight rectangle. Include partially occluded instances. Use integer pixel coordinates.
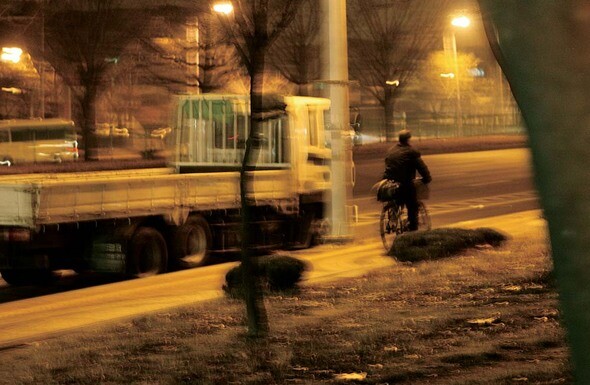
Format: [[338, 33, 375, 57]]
[[417, 202, 431, 231], [380, 202, 401, 253]]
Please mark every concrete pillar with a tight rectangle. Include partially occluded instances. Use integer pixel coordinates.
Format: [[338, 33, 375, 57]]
[[320, 0, 354, 240]]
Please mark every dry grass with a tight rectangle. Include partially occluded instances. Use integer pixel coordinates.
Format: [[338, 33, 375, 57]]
[[0, 231, 570, 385]]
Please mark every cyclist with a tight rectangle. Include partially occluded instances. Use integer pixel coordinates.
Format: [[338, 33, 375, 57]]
[[383, 129, 432, 231]]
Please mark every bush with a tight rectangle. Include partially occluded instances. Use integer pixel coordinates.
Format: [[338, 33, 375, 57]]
[[390, 227, 508, 263], [223, 255, 308, 297]]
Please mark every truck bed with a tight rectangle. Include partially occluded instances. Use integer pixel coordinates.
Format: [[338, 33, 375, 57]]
[[0, 168, 296, 228]]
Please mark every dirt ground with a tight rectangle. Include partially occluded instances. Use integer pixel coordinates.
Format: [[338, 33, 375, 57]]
[[0, 225, 570, 385]]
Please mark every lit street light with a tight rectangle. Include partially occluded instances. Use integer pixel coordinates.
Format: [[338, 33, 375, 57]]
[[1, 47, 22, 63], [451, 16, 471, 28], [212, 2, 233, 15]]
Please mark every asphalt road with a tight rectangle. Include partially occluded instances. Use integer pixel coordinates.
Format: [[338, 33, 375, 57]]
[[0, 148, 541, 347], [352, 148, 538, 238]]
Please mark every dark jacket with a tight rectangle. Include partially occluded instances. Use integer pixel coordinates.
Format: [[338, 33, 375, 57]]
[[383, 143, 432, 184]]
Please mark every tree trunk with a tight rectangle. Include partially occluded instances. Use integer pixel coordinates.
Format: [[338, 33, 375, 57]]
[[478, 1, 590, 382], [383, 88, 396, 142], [80, 88, 98, 161], [239, 47, 269, 338]]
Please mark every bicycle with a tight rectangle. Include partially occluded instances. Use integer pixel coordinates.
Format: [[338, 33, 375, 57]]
[[378, 181, 431, 253]]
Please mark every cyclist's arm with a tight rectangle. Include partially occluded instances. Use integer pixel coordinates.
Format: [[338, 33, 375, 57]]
[[415, 154, 432, 184]]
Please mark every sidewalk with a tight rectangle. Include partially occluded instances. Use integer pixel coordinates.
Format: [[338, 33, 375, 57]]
[[0, 210, 547, 348], [446, 209, 546, 238], [294, 209, 547, 284]]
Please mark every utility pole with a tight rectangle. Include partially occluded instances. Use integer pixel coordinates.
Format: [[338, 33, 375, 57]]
[[40, 0, 45, 118], [320, 0, 354, 240]]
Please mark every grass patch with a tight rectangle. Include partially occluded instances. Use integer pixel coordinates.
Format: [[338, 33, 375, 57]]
[[0, 233, 570, 385], [390, 227, 508, 262]]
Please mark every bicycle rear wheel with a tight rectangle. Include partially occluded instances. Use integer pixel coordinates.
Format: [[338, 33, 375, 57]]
[[380, 202, 402, 252], [417, 202, 431, 231]]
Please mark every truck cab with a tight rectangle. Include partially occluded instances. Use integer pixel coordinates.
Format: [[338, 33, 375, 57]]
[[171, 94, 332, 199]]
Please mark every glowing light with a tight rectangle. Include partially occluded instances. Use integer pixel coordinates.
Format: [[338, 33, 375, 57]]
[[440, 73, 455, 78], [213, 2, 233, 14], [1, 47, 23, 63], [386, 80, 400, 86], [1, 87, 24, 94], [451, 16, 471, 28]]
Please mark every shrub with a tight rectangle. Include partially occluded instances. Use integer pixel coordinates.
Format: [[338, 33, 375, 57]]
[[390, 227, 508, 263], [223, 255, 308, 297], [261, 255, 308, 290]]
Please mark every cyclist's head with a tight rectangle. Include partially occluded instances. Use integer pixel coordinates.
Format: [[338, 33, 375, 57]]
[[398, 129, 412, 144]]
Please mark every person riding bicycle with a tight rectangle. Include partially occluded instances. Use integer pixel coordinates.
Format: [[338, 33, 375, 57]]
[[383, 129, 432, 231]]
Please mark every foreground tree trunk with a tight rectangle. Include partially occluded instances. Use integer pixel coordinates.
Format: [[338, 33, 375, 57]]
[[478, 1, 590, 382], [218, 0, 300, 339], [239, 48, 269, 338]]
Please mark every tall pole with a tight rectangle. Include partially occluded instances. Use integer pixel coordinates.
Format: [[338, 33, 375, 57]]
[[40, 0, 45, 118], [451, 31, 462, 136], [320, 0, 353, 240]]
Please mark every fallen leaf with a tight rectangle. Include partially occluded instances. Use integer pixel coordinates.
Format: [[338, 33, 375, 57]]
[[504, 285, 522, 292], [334, 372, 367, 381], [467, 317, 501, 326]]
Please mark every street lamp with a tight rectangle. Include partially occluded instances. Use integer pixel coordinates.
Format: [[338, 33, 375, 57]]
[[445, 15, 470, 136], [212, 2, 233, 15], [1, 47, 22, 63]]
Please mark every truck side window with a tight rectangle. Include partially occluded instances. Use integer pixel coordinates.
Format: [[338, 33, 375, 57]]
[[11, 129, 32, 142], [308, 110, 319, 147]]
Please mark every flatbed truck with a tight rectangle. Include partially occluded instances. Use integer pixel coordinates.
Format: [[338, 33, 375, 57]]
[[0, 94, 333, 285]]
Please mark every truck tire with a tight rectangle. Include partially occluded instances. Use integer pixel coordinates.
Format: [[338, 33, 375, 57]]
[[172, 215, 212, 268], [127, 227, 168, 278], [0, 269, 55, 286]]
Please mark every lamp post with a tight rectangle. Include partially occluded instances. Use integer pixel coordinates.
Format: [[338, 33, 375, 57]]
[[445, 15, 470, 136]]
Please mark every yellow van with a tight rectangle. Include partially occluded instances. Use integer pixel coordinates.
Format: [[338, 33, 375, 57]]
[[0, 119, 79, 165]]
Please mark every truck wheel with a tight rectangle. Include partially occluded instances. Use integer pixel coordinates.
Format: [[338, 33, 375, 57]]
[[172, 215, 212, 268], [127, 227, 168, 278], [0, 269, 55, 286]]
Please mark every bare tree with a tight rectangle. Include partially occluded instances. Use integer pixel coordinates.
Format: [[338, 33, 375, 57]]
[[268, 0, 320, 95], [347, 0, 449, 141], [38, 0, 151, 160], [195, 12, 242, 93], [413, 50, 481, 127], [216, 0, 301, 338], [2, 0, 168, 159], [478, 0, 590, 382]]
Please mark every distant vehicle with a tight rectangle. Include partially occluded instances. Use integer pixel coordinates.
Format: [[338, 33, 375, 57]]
[[95, 124, 129, 138], [150, 127, 172, 139], [0, 118, 79, 165]]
